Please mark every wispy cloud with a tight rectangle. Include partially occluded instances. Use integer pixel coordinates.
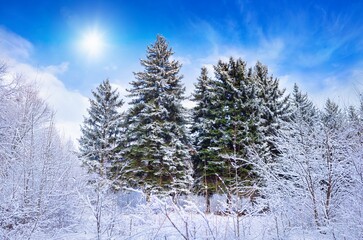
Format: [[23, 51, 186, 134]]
[[0, 26, 33, 60], [43, 62, 69, 75], [279, 65, 363, 109], [186, 19, 221, 56], [179, 14, 363, 108]]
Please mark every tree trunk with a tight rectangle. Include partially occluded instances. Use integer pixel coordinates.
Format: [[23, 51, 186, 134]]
[[205, 193, 211, 213]]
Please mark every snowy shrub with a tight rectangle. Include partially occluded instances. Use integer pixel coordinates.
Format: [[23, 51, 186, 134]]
[[0, 72, 81, 239]]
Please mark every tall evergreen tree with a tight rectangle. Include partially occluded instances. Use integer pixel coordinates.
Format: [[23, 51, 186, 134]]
[[253, 62, 290, 162], [212, 58, 257, 194], [290, 83, 317, 125], [79, 79, 125, 186], [124, 35, 192, 197], [191, 67, 222, 212], [191, 58, 260, 211], [191, 58, 289, 210], [322, 98, 342, 129]]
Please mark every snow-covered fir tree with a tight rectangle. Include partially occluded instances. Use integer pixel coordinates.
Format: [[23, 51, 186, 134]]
[[124, 35, 192, 198], [322, 98, 342, 129], [191, 59, 289, 211], [290, 83, 317, 125], [253, 62, 290, 162], [191, 67, 223, 212], [79, 79, 125, 187], [212, 58, 258, 196]]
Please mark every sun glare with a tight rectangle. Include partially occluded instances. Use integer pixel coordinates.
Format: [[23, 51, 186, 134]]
[[80, 29, 105, 58]]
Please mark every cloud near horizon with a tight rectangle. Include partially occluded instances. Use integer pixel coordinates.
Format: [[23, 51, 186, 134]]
[[0, 27, 88, 143]]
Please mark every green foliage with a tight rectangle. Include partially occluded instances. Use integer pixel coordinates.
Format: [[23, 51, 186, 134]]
[[191, 58, 290, 201], [123, 35, 192, 196], [191, 67, 224, 197], [253, 62, 290, 161], [79, 79, 125, 187]]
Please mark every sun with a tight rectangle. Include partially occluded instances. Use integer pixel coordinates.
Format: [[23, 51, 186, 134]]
[[79, 29, 105, 58]]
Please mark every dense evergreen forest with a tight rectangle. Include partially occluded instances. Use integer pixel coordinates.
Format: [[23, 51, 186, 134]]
[[1, 36, 362, 239]]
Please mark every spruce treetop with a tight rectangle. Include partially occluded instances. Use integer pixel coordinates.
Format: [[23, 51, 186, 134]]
[[129, 35, 184, 103]]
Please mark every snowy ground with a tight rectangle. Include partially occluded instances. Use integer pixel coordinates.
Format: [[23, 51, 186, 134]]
[[21, 193, 338, 240]]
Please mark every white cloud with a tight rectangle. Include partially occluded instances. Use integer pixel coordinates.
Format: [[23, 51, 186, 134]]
[[279, 72, 363, 109], [194, 37, 285, 76], [0, 28, 88, 143], [43, 62, 69, 75]]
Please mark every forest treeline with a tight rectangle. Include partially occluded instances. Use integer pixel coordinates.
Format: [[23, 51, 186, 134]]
[[1, 35, 362, 238], [79, 35, 363, 233]]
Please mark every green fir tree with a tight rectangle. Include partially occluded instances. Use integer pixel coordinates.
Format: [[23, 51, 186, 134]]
[[79, 79, 125, 188], [124, 35, 192, 198]]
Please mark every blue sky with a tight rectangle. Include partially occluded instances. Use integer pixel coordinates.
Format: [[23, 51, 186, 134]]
[[0, 0, 363, 140]]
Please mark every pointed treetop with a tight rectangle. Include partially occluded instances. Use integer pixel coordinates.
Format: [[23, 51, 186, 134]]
[[142, 35, 178, 67]]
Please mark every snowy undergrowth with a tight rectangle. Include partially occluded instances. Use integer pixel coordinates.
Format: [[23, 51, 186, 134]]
[[33, 192, 338, 240], [0, 184, 349, 239], [63, 194, 272, 239]]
